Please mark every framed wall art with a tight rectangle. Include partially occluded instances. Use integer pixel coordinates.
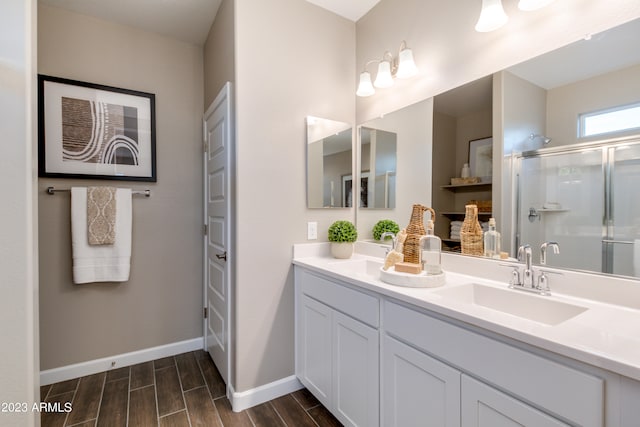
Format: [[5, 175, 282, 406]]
[[468, 136, 493, 179], [38, 75, 156, 181]]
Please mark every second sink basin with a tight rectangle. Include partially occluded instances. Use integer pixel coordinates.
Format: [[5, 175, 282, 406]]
[[433, 283, 588, 326]]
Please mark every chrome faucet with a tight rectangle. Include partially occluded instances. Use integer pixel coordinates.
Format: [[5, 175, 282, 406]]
[[503, 246, 552, 295], [517, 244, 534, 288], [540, 241, 560, 265], [538, 242, 560, 294], [380, 232, 397, 254]]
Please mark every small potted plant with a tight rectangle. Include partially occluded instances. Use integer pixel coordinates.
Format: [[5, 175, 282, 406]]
[[372, 219, 400, 242], [328, 220, 358, 259]]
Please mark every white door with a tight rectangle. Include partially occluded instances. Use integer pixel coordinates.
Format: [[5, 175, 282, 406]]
[[383, 335, 461, 427], [204, 82, 233, 387]]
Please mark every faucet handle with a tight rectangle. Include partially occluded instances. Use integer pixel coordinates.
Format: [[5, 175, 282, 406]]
[[517, 244, 531, 262], [540, 241, 560, 265], [509, 267, 521, 287]]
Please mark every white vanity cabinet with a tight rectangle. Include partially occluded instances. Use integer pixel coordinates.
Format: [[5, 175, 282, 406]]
[[382, 335, 461, 426], [461, 375, 569, 427], [295, 268, 379, 427], [384, 300, 603, 427], [294, 262, 640, 427]]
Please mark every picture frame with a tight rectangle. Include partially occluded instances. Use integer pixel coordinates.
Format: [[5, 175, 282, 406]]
[[468, 136, 493, 179], [38, 75, 156, 182]]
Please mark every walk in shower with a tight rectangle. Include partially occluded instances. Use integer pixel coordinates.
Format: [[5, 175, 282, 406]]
[[516, 139, 640, 278]]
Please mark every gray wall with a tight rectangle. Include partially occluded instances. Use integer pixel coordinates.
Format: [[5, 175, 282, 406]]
[[38, 4, 205, 370], [232, 0, 356, 392], [547, 63, 640, 146], [356, 0, 640, 124], [0, 0, 39, 424], [204, 0, 235, 106]]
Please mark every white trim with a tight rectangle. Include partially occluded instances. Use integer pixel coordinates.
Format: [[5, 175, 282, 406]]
[[228, 375, 304, 412], [40, 337, 204, 386]]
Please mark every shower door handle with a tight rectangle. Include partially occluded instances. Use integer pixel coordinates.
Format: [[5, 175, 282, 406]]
[[215, 251, 227, 261]]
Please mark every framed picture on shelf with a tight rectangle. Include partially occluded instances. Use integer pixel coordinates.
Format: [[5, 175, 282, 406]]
[[468, 136, 492, 179], [38, 74, 156, 181]]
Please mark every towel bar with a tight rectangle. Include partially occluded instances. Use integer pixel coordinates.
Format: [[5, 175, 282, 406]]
[[46, 186, 151, 197]]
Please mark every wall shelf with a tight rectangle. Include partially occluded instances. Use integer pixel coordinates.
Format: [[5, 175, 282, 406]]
[[440, 181, 492, 191], [441, 211, 492, 217]]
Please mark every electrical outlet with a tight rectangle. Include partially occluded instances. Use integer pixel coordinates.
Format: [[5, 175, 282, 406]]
[[307, 222, 318, 240]]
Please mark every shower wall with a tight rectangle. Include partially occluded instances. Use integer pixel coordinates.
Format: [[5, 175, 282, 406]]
[[518, 141, 640, 277]]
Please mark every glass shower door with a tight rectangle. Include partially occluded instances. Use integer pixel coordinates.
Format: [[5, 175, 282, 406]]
[[518, 148, 605, 270], [606, 143, 640, 277]]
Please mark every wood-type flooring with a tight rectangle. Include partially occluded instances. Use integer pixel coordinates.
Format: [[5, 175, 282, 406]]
[[40, 350, 342, 427]]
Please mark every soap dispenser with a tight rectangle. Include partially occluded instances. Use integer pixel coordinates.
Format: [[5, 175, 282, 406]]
[[483, 217, 501, 259], [421, 220, 442, 275]]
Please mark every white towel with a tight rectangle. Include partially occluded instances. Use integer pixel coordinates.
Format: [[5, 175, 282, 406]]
[[71, 187, 132, 284]]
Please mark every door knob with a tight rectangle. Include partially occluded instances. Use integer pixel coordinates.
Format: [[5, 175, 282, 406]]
[[215, 251, 227, 261]]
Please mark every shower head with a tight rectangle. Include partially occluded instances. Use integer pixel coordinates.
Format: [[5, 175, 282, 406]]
[[529, 133, 552, 145]]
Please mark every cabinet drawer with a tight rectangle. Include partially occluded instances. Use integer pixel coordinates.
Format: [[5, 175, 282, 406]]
[[298, 268, 379, 328], [385, 300, 603, 427]]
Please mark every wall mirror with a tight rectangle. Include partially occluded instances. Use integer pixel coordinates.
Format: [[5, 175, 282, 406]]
[[306, 116, 353, 208], [356, 100, 432, 239], [360, 127, 397, 209], [355, 17, 640, 280]]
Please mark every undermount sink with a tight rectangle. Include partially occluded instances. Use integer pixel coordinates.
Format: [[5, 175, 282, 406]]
[[433, 283, 588, 326], [328, 258, 384, 279]]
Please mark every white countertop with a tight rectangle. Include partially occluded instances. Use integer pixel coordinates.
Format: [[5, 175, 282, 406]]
[[293, 243, 640, 382]]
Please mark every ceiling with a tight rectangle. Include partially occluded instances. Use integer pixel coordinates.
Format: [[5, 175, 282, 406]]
[[39, 0, 378, 46], [304, 0, 381, 21], [508, 17, 640, 90]]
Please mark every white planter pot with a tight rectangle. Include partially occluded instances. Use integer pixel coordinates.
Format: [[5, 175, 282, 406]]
[[331, 242, 354, 259]]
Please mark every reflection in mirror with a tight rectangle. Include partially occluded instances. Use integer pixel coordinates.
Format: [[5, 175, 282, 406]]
[[306, 116, 353, 208], [432, 76, 493, 252], [356, 99, 432, 240], [354, 18, 640, 280], [503, 17, 640, 278], [360, 127, 397, 209]]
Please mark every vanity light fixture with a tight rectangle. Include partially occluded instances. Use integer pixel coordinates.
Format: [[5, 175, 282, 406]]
[[475, 0, 509, 32], [475, 0, 556, 32], [356, 41, 418, 97]]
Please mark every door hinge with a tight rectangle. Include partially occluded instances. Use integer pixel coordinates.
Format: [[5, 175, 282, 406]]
[[203, 224, 208, 235], [203, 142, 207, 153], [204, 307, 208, 319]]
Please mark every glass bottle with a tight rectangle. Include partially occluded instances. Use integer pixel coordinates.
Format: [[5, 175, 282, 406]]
[[483, 217, 501, 259], [421, 220, 442, 274], [461, 163, 470, 178]]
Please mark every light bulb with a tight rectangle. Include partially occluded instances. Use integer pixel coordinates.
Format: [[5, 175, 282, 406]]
[[396, 48, 418, 79], [356, 71, 375, 97], [374, 60, 394, 88], [475, 0, 508, 32]]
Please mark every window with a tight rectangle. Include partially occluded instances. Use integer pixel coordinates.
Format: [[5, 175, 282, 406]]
[[579, 102, 640, 138]]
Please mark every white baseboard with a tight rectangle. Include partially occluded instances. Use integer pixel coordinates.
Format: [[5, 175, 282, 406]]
[[40, 337, 204, 386], [229, 375, 303, 412]]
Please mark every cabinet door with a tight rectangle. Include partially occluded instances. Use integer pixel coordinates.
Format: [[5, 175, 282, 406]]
[[298, 295, 332, 408], [383, 336, 461, 427], [333, 311, 379, 427], [461, 375, 569, 427]]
